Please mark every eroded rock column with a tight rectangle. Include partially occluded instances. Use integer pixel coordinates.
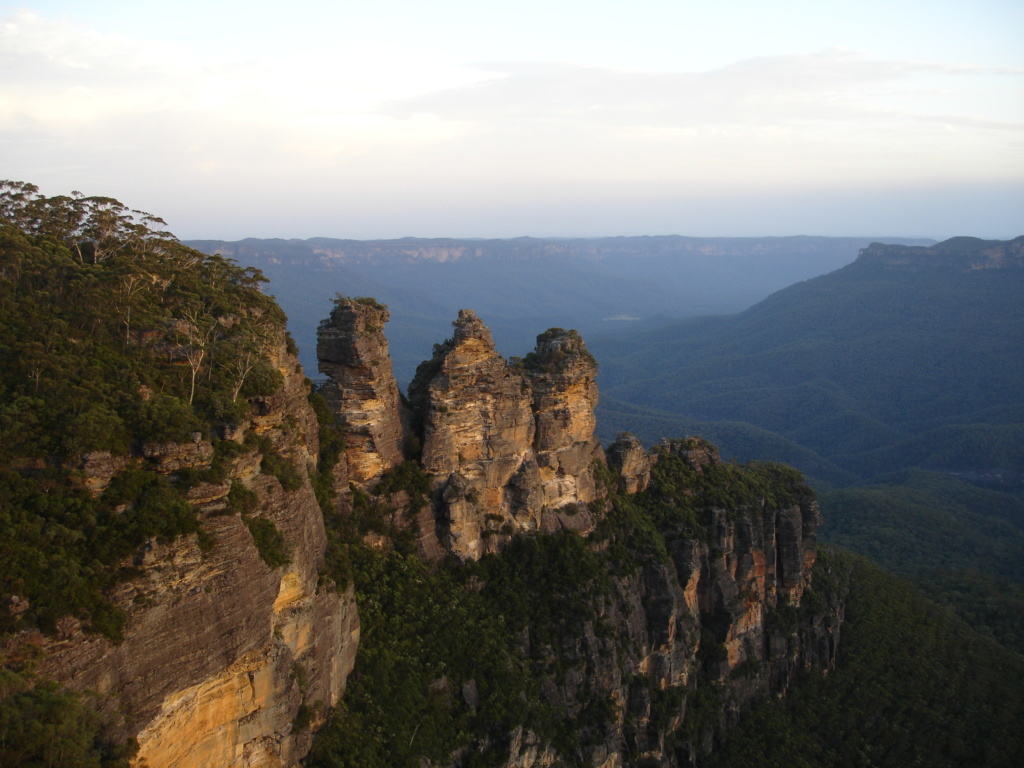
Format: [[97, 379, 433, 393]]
[[317, 297, 406, 487], [523, 328, 601, 507], [409, 310, 536, 559]]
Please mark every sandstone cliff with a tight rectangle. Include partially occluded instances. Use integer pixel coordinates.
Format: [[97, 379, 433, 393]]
[[523, 328, 602, 517], [304, 306, 839, 767], [484, 437, 838, 767], [7, 300, 834, 768], [12, 337, 359, 768]]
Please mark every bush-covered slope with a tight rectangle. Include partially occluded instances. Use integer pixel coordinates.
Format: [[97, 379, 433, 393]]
[[709, 549, 1024, 768], [593, 236, 1024, 480], [820, 470, 1024, 653], [0, 181, 289, 639], [591, 236, 1024, 652]]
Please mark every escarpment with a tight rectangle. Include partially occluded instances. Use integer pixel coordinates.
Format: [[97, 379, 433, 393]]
[[5, 336, 360, 768], [483, 437, 838, 766], [307, 303, 841, 766], [33, 339, 360, 768], [4, 263, 836, 768]]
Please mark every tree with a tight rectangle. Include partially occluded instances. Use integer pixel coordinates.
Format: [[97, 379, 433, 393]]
[[114, 272, 147, 346], [226, 315, 275, 402], [178, 304, 218, 405]]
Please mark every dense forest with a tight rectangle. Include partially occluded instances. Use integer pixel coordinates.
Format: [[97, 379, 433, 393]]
[[593, 237, 1024, 483], [306, 450, 1024, 767], [0, 180, 294, 639], [708, 550, 1024, 768]]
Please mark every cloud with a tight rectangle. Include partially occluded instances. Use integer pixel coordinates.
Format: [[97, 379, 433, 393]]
[[383, 50, 1024, 131], [0, 11, 1020, 238]]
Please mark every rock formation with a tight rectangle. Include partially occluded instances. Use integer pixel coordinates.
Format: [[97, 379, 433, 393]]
[[404, 311, 604, 559], [16, 336, 360, 768], [12, 302, 835, 768], [523, 328, 602, 513], [317, 296, 407, 486], [496, 438, 837, 766], [312, 306, 835, 763], [607, 432, 652, 494], [407, 309, 537, 558]]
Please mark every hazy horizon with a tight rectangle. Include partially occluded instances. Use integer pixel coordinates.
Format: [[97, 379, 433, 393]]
[[3, 0, 1022, 240]]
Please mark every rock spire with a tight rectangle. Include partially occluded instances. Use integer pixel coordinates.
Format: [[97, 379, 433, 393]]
[[317, 296, 407, 486]]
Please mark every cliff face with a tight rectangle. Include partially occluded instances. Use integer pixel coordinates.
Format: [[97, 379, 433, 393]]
[[11, 298, 834, 768], [856, 235, 1024, 272], [488, 437, 838, 767], [524, 328, 601, 514], [307, 306, 839, 766], [18, 339, 359, 768], [403, 311, 602, 560]]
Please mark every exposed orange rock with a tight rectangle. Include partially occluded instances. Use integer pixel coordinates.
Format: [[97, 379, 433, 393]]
[[406, 312, 605, 559], [409, 310, 536, 559], [607, 432, 652, 494], [523, 328, 602, 513], [317, 296, 406, 487], [23, 338, 359, 768]]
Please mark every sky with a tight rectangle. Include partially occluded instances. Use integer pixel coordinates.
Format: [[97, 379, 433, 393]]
[[2, 0, 1022, 239]]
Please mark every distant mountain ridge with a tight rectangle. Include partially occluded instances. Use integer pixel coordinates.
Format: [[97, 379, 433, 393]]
[[591, 235, 1024, 652], [186, 234, 933, 383], [592, 235, 1024, 483], [856, 235, 1024, 271], [189, 234, 938, 267]]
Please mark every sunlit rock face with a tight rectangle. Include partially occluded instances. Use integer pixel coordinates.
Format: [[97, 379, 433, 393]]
[[406, 312, 605, 560], [317, 296, 407, 487], [27, 339, 359, 768], [523, 328, 602, 514], [607, 432, 652, 494], [408, 309, 537, 559]]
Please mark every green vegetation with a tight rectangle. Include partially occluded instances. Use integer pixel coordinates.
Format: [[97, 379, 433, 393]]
[[591, 237, 1024, 654], [406, 338, 455, 441], [821, 469, 1024, 653], [309, 446, 818, 766], [0, 181, 289, 641], [256, 438, 302, 492], [242, 516, 290, 568], [0, 670, 136, 768], [307, 387, 345, 517], [708, 549, 1024, 768], [310, 506, 625, 767], [519, 328, 597, 373], [0, 182, 286, 465], [594, 241, 1024, 479], [0, 468, 197, 640], [350, 296, 387, 312], [373, 460, 432, 509]]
